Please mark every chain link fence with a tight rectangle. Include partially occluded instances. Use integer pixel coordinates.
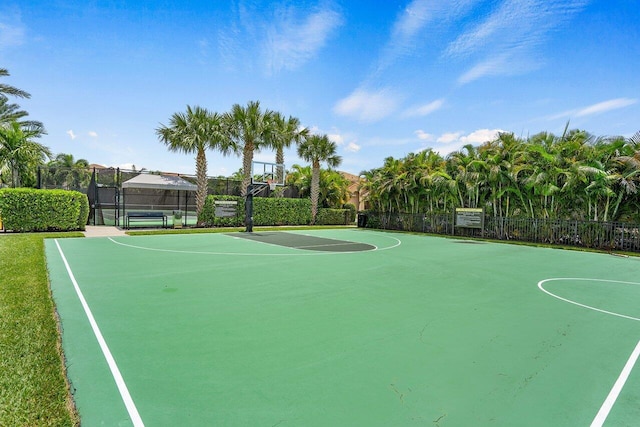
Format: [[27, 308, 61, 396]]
[[37, 167, 299, 226]]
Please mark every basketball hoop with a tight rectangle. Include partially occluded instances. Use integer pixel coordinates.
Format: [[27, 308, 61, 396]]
[[267, 179, 277, 191]]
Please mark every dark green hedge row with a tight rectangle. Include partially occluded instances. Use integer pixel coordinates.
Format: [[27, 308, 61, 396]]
[[254, 198, 312, 226], [316, 208, 351, 225], [199, 195, 355, 227], [0, 188, 89, 232], [342, 203, 357, 223]]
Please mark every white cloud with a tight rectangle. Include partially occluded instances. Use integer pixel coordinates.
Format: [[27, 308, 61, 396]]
[[575, 98, 638, 117], [448, 0, 587, 58], [66, 130, 76, 140], [333, 88, 401, 122], [118, 163, 138, 170], [377, 0, 477, 71], [218, 3, 343, 74], [457, 54, 515, 84], [318, 129, 360, 152], [403, 99, 445, 117], [346, 141, 361, 153], [264, 5, 343, 74], [548, 98, 638, 120], [307, 125, 320, 134], [0, 8, 25, 49], [437, 132, 464, 144], [88, 131, 98, 138], [414, 130, 434, 141], [448, 0, 588, 84], [461, 128, 504, 143], [393, 0, 433, 41], [431, 129, 504, 156], [327, 133, 344, 145]]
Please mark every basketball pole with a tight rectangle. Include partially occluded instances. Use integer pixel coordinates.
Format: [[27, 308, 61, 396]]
[[245, 178, 254, 233]]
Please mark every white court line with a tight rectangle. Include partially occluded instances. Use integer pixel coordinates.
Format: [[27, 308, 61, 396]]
[[591, 339, 640, 427], [54, 240, 144, 427], [537, 278, 640, 322], [537, 278, 640, 424], [107, 232, 402, 255]]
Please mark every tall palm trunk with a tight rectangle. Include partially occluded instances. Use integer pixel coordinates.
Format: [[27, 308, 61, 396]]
[[241, 141, 254, 196], [275, 148, 285, 183], [311, 161, 320, 223], [195, 147, 208, 224]]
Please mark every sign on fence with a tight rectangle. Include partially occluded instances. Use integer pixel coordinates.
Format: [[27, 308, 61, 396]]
[[455, 208, 484, 229], [214, 200, 238, 218]]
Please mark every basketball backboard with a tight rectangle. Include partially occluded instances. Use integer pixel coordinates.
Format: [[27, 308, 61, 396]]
[[251, 161, 286, 187]]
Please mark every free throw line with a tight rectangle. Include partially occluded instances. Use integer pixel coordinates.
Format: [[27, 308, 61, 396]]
[[54, 240, 145, 426], [591, 339, 640, 426]]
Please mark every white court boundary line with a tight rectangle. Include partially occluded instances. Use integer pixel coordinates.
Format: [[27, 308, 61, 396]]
[[54, 239, 144, 426], [538, 278, 640, 426], [537, 278, 640, 322], [591, 339, 640, 427], [107, 231, 401, 256]]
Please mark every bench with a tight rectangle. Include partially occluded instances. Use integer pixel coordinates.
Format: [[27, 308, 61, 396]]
[[124, 211, 168, 229]]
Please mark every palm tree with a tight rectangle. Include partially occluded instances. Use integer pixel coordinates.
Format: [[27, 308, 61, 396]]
[[287, 164, 349, 208], [297, 134, 341, 223], [0, 68, 30, 99], [156, 106, 230, 222], [0, 96, 29, 124], [287, 164, 312, 198], [223, 101, 274, 195], [319, 169, 350, 208], [0, 79, 42, 128], [357, 126, 640, 224], [447, 144, 485, 208], [48, 153, 90, 190], [271, 112, 308, 181], [0, 120, 50, 187], [357, 168, 379, 211]]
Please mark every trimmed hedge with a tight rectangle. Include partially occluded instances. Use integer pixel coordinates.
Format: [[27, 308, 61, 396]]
[[200, 195, 312, 227], [0, 188, 89, 232], [342, 203, 357, 223], [254, 198, 311, 226], [200, 196, 353, 227], [316, 208, 351, 225], [200, 195, 244, 227]]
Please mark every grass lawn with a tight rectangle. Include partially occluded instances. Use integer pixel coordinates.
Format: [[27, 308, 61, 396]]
[[0, 232, 82, 426]]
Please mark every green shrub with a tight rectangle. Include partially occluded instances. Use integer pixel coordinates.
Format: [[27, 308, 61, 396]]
[[74, 191, 90, 231], [0, 188, 89, 232], [316, 208, 349, 225], [200, 195, 244, 227], [342, 203, 357, 223], [201, 195, 312, 227], [253, 198, 311, 226]]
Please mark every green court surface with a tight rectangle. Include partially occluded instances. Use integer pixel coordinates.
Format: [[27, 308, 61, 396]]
[[45, 230, 640, 426]]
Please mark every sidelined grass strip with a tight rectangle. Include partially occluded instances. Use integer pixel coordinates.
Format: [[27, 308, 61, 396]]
[[0, 233, 82, 426]]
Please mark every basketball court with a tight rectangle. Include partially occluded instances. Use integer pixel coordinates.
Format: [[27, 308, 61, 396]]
[[45, 229, 640, 426]]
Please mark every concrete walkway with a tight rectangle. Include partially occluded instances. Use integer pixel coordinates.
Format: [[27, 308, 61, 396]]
[[83, 225, 128, 238]]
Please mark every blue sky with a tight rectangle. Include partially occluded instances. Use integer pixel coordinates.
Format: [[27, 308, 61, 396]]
[[1, 0, 639, 176]]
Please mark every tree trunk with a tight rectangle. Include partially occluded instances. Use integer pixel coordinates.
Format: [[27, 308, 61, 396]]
[[310, 161, 320, 224], [241, 142, 254, 197], [275, 148, 285, 183], [195, 147, 208, 225]]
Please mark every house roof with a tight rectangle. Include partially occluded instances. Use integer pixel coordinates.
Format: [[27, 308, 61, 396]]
[[121, 174, 198, 191]]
